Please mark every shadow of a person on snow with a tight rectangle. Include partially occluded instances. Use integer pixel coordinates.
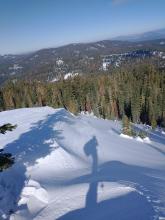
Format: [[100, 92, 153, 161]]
[[0, 109, 74, 218], [57, 136, 156, 220], [84, 136, 98, 208]]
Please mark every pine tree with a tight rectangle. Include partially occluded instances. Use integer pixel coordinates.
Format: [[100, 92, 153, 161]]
[[0, 64, 164, 127], [151, 118, 157, 129], [0, 123, 16, 172], [122, 115, 135, 137]]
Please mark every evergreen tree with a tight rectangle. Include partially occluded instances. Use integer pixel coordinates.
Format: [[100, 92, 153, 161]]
[[0, 64, 164, 127], [0, 124, 16, 172]]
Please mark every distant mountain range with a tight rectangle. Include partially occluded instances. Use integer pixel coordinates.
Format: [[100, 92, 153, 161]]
[[0, 36, 165, 85], [112, 28, 165, 42]]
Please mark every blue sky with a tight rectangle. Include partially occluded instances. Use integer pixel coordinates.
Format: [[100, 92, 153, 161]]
[[0, 0, 165, 54]]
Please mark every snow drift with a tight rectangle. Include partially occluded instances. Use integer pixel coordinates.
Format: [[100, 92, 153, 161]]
[[0, 107, 165, 220]]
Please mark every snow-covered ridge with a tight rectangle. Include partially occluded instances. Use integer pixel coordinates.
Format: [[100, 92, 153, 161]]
[[0, 107, 165, 220]]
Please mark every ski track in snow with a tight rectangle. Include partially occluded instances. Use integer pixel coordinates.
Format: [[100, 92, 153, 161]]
[[0, 107, 165, 220]]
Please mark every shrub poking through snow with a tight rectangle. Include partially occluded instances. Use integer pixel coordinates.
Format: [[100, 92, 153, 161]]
[[122, 116, 149, 139], [137, 130, 148, 139], [122, 115, 136, 137], [0, 123, 17, 134], [0, 123, 16, 171], [0, 149, 14, 172]]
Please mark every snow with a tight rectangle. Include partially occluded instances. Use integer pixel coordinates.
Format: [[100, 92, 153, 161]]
[[0, 107, 165, 220], [120, 133, 133, 139], [9, 64, 23, 70], [50, 77, 59, 82], [80, 111, 95, 117], [96, 43, 105, 48], [143, 137, 152, 143], [135, 136, 144, 142], [120, 134, 151, 143], [56, 59, 64, 66], [64, 72, 79, 80]]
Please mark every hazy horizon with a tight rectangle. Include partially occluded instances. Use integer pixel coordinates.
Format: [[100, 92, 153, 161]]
[[1, 0, 165, 54]]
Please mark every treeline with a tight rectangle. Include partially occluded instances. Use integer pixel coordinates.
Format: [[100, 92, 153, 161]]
[[0, 64, 165, 127]]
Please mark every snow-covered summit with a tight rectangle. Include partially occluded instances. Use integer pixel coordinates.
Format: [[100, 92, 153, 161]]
[[0, 107, 165, 220]]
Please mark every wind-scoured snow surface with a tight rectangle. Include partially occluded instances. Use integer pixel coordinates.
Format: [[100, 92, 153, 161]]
[[0, 107, 165, 220]]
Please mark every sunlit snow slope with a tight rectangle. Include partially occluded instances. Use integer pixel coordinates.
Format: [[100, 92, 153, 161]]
[[0, 107, 165, 220]]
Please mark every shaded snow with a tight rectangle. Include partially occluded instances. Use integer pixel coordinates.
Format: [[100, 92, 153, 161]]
[[0, 107, 165, 220]]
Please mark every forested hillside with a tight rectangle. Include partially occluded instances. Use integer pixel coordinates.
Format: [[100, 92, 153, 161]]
[[0, 64, 165, 127], [1, 38, 165, 85]]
